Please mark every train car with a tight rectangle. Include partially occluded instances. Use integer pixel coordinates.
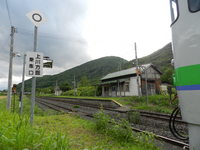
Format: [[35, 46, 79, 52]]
[[170, 0, 200, 149]]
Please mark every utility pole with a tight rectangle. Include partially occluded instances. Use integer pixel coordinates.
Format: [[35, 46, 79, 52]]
[[135, 42, 141, 97], [30, 26, 38, 125], [19, 54, 26, 115], [145, 69, 148, 105], [7, 26, 16, 110]]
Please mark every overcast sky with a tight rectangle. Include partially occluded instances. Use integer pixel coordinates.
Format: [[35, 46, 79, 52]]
[[0, 0, 172, 90]]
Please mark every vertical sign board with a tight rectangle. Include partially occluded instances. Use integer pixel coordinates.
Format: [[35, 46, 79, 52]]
[[26, 52, 43, 77]]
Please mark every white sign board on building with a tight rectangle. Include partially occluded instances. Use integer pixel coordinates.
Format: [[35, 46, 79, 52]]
[[26, 52, 43, 77]]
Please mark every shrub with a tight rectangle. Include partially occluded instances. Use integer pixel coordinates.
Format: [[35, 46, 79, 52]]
[[93, 109, 110, 132], [127, 111, 141, 124], [111, 119, 133, 142], [63, 86, 96, 97]]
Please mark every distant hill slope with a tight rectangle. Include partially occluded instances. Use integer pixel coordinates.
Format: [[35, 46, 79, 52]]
[[20, 56, 128, 90], [138, 43, 173, 71], [19, 43, 173, 90]]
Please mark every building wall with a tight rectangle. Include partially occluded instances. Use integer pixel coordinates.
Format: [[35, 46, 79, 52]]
[[141, 67, 160, 80], [114, 77, 140, 96], [127, 76, 140, 96]]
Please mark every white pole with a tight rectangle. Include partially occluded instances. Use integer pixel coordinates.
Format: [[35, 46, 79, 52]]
[[135, 42, 141, 97], [7, 26, 16, 110], [30, 26, 38, 125], [145, 68, 148, 105]]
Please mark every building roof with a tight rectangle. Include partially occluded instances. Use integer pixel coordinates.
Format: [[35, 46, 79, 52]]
[[101, 63, 161, 81]]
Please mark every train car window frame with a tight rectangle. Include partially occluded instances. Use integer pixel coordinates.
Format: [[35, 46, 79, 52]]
[[170, 0, 179, 26], [188, 0, 200, 12]]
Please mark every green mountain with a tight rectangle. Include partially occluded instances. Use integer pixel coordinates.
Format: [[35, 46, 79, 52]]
[[20, 56, 129, 91], [19, 43, 173, 90], [138, 43, 173, 72]]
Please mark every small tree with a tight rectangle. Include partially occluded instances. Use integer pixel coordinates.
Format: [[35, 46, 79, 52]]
[[78, 76, 90, 87], [60, 82, 71, 92], [161, 67, 173, 84]]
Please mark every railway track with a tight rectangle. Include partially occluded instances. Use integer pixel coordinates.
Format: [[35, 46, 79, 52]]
[[36, 97, 189, 149], [37, 97, 185, 123], [135, 110, 185, 124]]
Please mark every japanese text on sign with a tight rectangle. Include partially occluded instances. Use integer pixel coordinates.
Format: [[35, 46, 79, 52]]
[[26, 52, 43, 77]]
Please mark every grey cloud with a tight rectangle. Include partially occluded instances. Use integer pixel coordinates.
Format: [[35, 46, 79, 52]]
[[0, 0, 90, 89]]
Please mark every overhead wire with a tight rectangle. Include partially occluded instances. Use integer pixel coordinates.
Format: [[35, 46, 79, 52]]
[[16, 27, 82, 42], [5, 0, 13, 26]]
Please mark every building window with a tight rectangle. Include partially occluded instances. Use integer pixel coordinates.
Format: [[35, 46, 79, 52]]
[[148, 83, 156, 95], [112, 86, 116, 91], [125, 84, 129, 92], [188, 0, 200, 12]]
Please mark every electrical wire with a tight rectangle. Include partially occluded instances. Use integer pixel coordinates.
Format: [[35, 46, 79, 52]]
[[5, 0, 12, 26], [15, 27, 81, 41]]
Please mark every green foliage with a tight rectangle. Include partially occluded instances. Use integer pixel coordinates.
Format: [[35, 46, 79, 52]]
[[111, 119, 133, 142], [63, 86, 96, 96], [0, 112, 69, 150], [0, 91, 7, 96], [93, 110, 158, 149], [110, 95, 178, 114], [59, 82, 72, 92], [36, 87, 54, 94], [128, 111, 141, 124], [78, 76, 91, 87], [161, 67, 174, 84], [94, 109, 111, 132]]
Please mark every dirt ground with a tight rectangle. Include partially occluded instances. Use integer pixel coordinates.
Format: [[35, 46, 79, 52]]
[[0, 96, 6, 99]]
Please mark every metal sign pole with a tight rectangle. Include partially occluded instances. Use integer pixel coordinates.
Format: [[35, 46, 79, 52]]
[[30, 26, 38, 125], [7, 26, 16, 110]]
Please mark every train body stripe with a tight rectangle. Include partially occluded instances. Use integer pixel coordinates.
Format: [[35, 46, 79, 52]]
[[175, 64, 200, 86], [176, 85, 200, 91]]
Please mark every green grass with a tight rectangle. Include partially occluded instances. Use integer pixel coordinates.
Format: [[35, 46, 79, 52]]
[[111, 95, 178, 114], [0, 96, 159, 150]]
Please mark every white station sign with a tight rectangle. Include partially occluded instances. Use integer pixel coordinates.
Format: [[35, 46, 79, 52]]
[[26, 10, 46, 27], [26, 52, 43, 77]]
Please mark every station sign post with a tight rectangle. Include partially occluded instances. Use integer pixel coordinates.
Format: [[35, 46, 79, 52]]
[[26, 10, 46, 125]]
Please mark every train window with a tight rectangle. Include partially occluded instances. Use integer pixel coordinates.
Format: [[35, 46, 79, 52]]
[[188, 0, 200, 12], [170, 0, 179, 24]]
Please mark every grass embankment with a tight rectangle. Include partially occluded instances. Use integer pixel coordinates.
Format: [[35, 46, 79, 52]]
[[55, 95, 177, 114], [0, 96, 159, 150]]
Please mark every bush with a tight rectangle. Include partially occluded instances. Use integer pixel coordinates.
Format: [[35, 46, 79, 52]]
[[128, 111, 140, 124], [93, 109, 110, 132], [111, 119, 133, 142], [63, 86, 96, 97]]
